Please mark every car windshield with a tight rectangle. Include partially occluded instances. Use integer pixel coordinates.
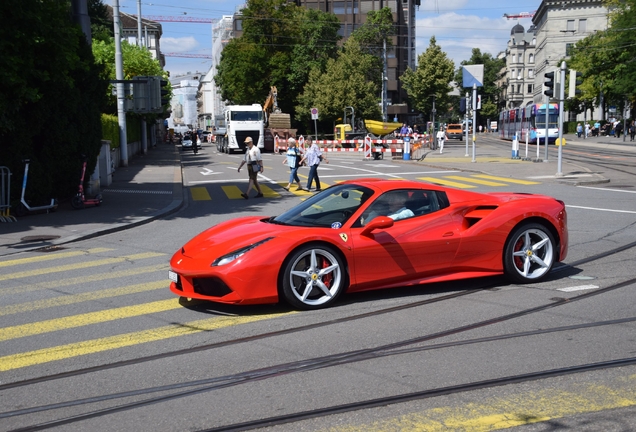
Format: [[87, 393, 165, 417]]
[[272, 184, 374, 228]]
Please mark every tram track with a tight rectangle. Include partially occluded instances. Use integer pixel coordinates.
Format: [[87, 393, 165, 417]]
[[4, 237, 636, 431], [6, 270, 636, 431]]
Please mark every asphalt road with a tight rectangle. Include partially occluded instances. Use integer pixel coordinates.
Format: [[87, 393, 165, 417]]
[[1, 139, 635, 431]]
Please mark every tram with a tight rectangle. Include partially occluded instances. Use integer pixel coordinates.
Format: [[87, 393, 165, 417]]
[[499, 103, 559, 144]]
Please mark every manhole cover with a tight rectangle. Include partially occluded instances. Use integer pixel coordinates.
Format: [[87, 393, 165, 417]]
[[21, 235, 61, 242]]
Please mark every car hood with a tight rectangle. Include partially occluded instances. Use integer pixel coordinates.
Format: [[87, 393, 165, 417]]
[[180, 216, 276, 260]]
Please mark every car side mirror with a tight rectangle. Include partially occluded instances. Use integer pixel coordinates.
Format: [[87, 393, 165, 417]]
[[361, 216, 394, 236]]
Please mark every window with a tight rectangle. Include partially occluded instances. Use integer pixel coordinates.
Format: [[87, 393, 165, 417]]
[[518, 84, 522, 93], [529, 53, 534, 63], [567, 20, 575, 31], [579, 19, 587, 33], [527, 84, 534, 94], [528, 69, 534, 78], [511, 69, 515, 79], [566, 43, 574, 56], [532, 37, 536, 45], [512, 54, 516, 63]]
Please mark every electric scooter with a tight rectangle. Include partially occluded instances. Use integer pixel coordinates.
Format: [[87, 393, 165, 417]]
[[71, 157, 102, 209], [15, 159, 58, 217]]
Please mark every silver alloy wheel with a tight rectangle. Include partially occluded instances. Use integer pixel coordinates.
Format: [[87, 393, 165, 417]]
[[509, 226, 554, 280], [287, 248, 342, 307]]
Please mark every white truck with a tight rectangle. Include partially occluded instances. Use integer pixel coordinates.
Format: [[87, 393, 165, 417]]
[[219, 104, 264, 154]]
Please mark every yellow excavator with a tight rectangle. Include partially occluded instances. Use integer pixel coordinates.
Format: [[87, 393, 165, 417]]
[[263, 86, 296, 151], [263, 86, 291, 129]]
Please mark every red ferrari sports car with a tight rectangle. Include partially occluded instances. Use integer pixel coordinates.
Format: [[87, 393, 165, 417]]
[[169, 179, 568, 310]]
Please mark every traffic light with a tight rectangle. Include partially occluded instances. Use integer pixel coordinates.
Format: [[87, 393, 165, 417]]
[[544, 71, 555, 97], [159, 78, 170, 108], [569, 70, 583, 98]]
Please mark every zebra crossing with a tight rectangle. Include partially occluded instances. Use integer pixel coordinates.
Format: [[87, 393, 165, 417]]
[[0, 247, 293, 373], [188, 174, 541, 200]]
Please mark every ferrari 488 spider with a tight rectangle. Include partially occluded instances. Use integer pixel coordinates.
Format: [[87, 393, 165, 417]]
[[169, 179, 568, 310]]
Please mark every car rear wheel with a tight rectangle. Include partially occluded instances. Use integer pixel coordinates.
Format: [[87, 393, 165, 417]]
[[504, 222, 555, 283], [281, 245, 346, 309]]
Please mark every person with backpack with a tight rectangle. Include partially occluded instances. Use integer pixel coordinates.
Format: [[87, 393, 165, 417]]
[[282, 138, 305, 191]]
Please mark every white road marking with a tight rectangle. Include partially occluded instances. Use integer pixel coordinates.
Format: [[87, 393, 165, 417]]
[[578, 186, 636, 194], [557, 285, 599, 292], [566, 205, 636, 214]]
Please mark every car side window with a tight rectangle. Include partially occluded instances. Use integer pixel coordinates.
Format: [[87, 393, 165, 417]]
[[355, 189, 446, 227]]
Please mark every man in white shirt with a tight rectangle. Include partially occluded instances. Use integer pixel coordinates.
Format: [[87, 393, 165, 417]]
[[436, 128, 449, 154], [237, 137, 264, 199]]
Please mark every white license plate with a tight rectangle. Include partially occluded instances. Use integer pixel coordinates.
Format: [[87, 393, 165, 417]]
[[168, 271, 179, 283]]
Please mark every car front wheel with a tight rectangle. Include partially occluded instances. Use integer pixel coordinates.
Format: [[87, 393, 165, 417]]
[[281, 245, 347, 309], [504, 222, 556, 283]]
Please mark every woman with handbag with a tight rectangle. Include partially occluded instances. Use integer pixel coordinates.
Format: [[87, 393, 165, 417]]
[[237, 137, 264, 199], [282, 137, 305, 191], [300, 138, 329, 192]]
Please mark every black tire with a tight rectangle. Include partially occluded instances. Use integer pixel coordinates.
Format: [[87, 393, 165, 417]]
[[71, 195, 84, 209], [281, 244, 347, 310], [504, 222, 556, 284]]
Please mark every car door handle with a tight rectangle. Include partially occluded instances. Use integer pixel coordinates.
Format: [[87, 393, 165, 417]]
[[443, 231, 454, 237]]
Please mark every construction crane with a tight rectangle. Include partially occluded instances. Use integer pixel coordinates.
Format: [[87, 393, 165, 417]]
[[141, 15, 217, 23], [503, 11, 536, 19]]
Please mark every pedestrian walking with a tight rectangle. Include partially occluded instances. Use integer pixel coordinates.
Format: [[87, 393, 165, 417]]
[[436, 128, 449, 154], [584, 123, 590, 138], [237, 137, 264, 199], [282, 138, 305, 191], [630, 121, 635, 141], [300, 139, 329, 192], [576, 123, 583, 138]]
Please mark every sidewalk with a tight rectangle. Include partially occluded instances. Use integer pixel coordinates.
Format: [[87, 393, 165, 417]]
[[0, 143, 184, 256], [412, 132, 635, 185], [1, 133, 632, 257]]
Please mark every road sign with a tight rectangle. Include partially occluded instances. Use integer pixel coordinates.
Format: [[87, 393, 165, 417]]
[[311, 108, 319, 120]]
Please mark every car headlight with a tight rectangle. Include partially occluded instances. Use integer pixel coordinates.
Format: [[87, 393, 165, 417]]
[[212, 237, 273, 266]]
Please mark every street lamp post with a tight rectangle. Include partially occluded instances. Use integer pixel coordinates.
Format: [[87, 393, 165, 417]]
[[430, 94, 437, 150]]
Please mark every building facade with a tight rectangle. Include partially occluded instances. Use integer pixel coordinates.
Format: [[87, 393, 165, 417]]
[[198, 16, 234, 130], [106, 6, 165, 68], [531, 0, 608, 112], [167, 73, 202, 131], [502, 23, 537, 110]]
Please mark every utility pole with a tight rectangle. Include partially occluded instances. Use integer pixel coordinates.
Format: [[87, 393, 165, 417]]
[[556, 61, 566, 176], [113, 0, 128, 166], [136, 0, 148, 153], [382, 39, 388, 122]]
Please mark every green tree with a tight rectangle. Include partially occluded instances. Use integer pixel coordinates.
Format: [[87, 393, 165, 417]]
[[92, 39, 168, 115], [569, 0, 636, 116], [0, 0, 108, 203], [350, 8, 395, 86], [288, 9, 341, 97], [400, 37, 455, 122], [88, 0, 113, 42], [455, 48, 504, 121], [215, 0, 341, 126], [216, 0, 301, 114], [296, 38, 381, 127]]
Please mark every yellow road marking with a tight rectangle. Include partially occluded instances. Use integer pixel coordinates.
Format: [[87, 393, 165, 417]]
[[445, 175, 507, 186], [418, 177, 476, 188], [0, 252, 165, 282], [472, 174, 541, 185], [190, 186, 211, 201], [0, 248, 113, 268], [323, 380, 636, 431], [222, 185, 244, 199], [0, 264, 167, 297], [0, 312, 295, 371], [0, 280, 166, 317], [0, 299, 179, 342], [260, 185, 280, 198]]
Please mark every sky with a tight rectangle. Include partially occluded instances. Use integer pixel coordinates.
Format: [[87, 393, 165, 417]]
[[118, 0, 540, 77]]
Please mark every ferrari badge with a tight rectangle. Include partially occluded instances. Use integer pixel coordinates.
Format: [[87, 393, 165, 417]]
[[339, 233, 348, 242]]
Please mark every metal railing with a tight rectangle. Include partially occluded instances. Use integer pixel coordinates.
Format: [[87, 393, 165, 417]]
[[0, 166, 17, 222]]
